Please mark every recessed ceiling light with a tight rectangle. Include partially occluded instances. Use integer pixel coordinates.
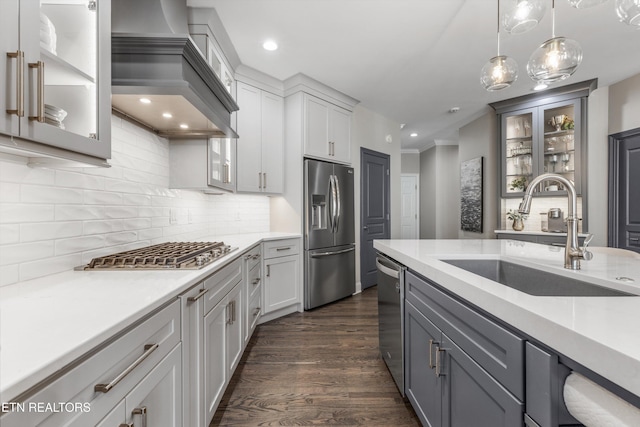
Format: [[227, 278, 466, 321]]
[[534, 83, 549, 91], [162, 112, 173, 118], [139, 98, 151, 104], [179, 124, 189, 129], [410, 133, 418, 137], [263, 40, 278, 51]]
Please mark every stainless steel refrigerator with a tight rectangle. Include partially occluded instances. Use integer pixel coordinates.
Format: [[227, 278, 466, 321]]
[[304, 159, 355, 310]]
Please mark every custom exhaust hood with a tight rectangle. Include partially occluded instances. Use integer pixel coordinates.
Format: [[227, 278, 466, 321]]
[[111, 0, 239, 138]]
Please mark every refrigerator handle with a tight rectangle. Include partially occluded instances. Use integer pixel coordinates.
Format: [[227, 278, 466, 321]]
[[329, 175, 338, 233], [334, 175, 341, 233]]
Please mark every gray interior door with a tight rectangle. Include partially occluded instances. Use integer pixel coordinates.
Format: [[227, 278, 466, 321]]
[[360, 148, 390, 289], [609, 128, 640, 252]]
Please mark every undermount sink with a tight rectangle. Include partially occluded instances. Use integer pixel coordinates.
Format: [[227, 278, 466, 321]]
[[442, 259, 634, 297]]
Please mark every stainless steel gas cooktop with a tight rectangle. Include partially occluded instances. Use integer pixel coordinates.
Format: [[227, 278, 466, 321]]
[[81, 241, 237, 270]]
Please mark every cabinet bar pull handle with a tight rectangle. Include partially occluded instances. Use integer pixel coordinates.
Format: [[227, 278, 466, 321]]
[[223, 163, 229, 183], [276, 246, 291, 251], [94, 344, 159, 393], [187, 288, 208, 302], [266, 265, 270, 277], [6, 51, 24, 117], [252, 278, 261, 285], [132, 406, 147, 427], [253, 307, 261, 317], [428, 339, 438, 369], [119, 424, 133, 427], [232, 299, 236, 323], [28, 61, 45, 122], [252, 254, 260, 259], [435, 347, 447, 378], [258, 172, 262, 189], [263, 172, 267, 190]]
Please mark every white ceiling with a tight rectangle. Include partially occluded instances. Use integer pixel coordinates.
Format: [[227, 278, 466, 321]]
[[189, 0, 640, 150]]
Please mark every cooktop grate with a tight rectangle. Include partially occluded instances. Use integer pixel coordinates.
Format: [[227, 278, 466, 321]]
[[84, 241, 234, 269]]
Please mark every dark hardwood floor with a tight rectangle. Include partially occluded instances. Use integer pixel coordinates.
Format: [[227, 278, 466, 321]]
[[211, 286, 420, 426]]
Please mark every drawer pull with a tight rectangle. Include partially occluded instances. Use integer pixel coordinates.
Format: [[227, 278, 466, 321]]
[[28, 61, 45, 122], [132, 406, 147, 427], [119, 424, 133, 427], [276, 246, 292, 251], [252, 254, 260, 259], [95, 344, 159, 393], [252, 278, 261, 285], [187, 288, 208, 302], [435, 346, 448, 378], [253, 307, 261, 317]]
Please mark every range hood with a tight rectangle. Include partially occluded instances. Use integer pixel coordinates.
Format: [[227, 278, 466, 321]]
[[111, 0, 239, 138]]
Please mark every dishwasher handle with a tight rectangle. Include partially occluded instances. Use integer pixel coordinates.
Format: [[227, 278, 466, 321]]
[[376, 257, 400, 279]]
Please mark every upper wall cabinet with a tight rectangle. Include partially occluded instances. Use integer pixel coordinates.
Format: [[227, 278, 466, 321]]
[[236, 81, 284, 194], [303, 94, 351, 164], [491, 80, 596, 199], [0, 0, 111, 164]]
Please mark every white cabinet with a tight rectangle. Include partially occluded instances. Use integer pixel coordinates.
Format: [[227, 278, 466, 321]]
[[180, 258, 244, 427], [0, 301, 181, 427], [169, 138, 236, 193], [303, 94, 351, 164], [236, 81, 284, 193], [262, 238, 301, 315], [0, 0, 111, 163]]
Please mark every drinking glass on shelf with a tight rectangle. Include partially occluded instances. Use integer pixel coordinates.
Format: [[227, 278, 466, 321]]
[[561, 153, 570, 171], [549, 154, 558, 172]]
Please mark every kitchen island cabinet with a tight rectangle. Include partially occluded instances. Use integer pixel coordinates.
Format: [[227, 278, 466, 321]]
[[1, 0, 111, 165], [374, 239, 640, 426]]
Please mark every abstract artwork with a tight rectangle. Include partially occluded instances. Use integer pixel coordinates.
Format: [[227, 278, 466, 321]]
[[460, 157, 483, 233]]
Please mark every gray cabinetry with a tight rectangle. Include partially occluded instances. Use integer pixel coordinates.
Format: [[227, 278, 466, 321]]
[[404, 270, 525, 427], [492, 80, 595, 200], [1, 0, 111, 165], [170, 137, 236, 193]]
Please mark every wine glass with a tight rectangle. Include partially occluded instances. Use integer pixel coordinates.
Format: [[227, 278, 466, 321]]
[[549, 155, 558, 172], [561, 153, 570, 171]]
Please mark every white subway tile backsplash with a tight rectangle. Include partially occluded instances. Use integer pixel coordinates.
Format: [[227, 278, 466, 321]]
[[55, 235, 106, 256], [21, 221, 83, 242], [21, 185, 84, 204], [0, 115, 270, 285], [0, 183, 20, 202], [0, 241, 54, 265], [0, 203, 55, 223], [0, 224, 20, 244]]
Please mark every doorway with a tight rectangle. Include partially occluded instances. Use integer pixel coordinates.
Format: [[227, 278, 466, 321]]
[[360, 148, 390, 289], [401, 174, 420, 239], [608, 127, 640, 252]]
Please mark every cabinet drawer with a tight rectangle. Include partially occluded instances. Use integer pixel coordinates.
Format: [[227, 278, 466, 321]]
[[263, 238, 300, 259], [1, 301, 180, 427], [243, 244, 262, 271], [406, 271, 525, 400], [203, 258, 242, 315], [248, 262, 262, 300]]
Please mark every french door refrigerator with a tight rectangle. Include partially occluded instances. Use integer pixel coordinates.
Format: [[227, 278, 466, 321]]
[[304, 159, 355, 309]]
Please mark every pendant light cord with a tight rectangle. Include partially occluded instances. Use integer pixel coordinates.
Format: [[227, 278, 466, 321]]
[[552, 0, 556, 38], [497, 0, 501, 56]]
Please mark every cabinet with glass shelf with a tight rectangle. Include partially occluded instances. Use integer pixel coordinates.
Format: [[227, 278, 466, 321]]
[[1, 0, 111, 164], [495, 87, 589, 199]]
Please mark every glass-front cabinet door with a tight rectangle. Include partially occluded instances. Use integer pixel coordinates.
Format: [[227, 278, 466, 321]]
[[503, 108, 536, 195], [208, 138, 235, 192], [1, 0, 110, 162], [500, 97, 583, 198]]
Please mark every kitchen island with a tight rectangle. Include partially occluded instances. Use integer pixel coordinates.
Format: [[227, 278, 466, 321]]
[[374, 239, 640, 410]]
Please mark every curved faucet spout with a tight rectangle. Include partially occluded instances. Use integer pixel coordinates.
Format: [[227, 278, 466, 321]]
[[516, 173, 585, 270]]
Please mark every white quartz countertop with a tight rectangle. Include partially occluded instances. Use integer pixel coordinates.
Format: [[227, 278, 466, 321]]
[[374, 239, 640, 399], [495, 229, 590, 237], [0, 232, 300, 402]]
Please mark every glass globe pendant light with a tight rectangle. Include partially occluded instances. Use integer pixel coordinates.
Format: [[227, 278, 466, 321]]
[[503, 0, 547, 34], [615, 0, 640, 26], [527, 0, 582, 84], [481, 0, 519, 91]]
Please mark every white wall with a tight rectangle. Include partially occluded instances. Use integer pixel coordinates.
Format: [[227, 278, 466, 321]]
[[458, 113, 498, 239], [419, 144, 459, 239], [401, 152, 420, 174], [0, 116, 270, 287], [609, 73, 640, 135]]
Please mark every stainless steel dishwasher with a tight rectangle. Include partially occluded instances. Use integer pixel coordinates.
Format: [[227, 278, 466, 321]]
[[376, 252, 406, 396]]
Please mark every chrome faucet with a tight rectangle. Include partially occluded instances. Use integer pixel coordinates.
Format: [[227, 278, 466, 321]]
[[518, 173, 592, 270]]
